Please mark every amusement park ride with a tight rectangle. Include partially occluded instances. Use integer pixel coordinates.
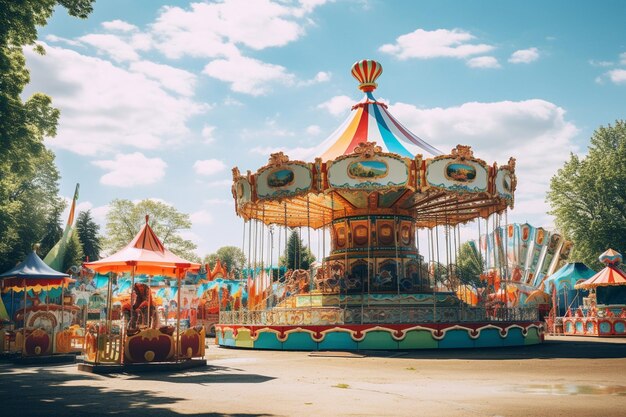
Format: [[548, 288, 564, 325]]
[[217, 60, 543, 350], [6, 59, 626, 365]]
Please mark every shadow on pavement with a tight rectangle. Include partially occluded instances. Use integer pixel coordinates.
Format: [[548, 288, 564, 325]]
[[357, 339, 626, 360], [0, 363, 274, 417], [125, 364, 275, 384]]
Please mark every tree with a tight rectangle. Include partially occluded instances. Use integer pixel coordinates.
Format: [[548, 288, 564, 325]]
[[76, 210, 102, 262], [456, 242, 485, 288], [0, 1, 94, 271], [62, 232, 84, 272], [280, 230, 316, 271], [203, 246, 246, 277], [547, 120, 626, 269], [104, 199, 200, 263], [38, 202, 65, 257]]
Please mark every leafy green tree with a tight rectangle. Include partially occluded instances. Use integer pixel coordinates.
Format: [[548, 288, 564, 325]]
[[280, 230, 316, 271], [38, 202, 64, 257], [456, 242, 485, 288], [203, 246, 246, 278], [76, 210, 101, 262], [0, 0, 94, 271], [547, 120, 626, 269], [62, 232, 84, 271], [104, 199, 200, 263]]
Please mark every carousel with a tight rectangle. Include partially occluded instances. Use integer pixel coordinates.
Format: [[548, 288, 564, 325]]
[[216, 60, 543, 350], [78, 216, 206, 371], [560, 249, 626, 337]]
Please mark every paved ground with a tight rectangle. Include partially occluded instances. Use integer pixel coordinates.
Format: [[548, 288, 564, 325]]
[[2, 336, 626, 417]]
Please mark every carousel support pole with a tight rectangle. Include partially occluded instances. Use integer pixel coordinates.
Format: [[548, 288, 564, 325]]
[[22, 278, 27, 356], [130, 265, 136, 330], [147, 275, 152, 328], [176, 268, 182, 362]]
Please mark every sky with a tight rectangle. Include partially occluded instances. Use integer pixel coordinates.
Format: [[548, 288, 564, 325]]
[[25, 0, 626, 260]]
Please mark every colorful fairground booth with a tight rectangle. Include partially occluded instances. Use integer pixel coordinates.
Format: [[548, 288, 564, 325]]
[[79, 216, 206, 370], [559, 249, 626, 337], [216, 60, 543, 351], [0, 247, 80, 358]]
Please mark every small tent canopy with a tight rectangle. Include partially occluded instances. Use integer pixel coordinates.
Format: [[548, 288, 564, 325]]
[[84, 215, 200, 277], [544, 262, 596, 294], [575, 249, 626, 290], [0, 250, 72, 292]]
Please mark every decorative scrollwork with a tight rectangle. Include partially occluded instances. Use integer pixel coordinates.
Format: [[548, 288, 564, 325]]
[[450, 145, 474, 160], [268, 152, 290, 166], [354, 141, 382, 158]]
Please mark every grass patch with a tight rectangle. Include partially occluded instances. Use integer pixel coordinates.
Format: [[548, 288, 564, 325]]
[[304, 402, 313, 405], [333, 383, 350, 389], [406, 367, 416, 371]]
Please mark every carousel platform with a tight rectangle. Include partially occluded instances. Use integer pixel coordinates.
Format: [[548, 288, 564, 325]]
[[77, 358, 207, 374]]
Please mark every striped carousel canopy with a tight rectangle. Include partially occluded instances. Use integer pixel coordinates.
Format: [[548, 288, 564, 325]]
[[311, 60, 442, 161]]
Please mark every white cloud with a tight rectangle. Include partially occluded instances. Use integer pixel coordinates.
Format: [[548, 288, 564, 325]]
[[466, 56, 501, 69], [203, 54, 295, 95], [207, 179, 233, 187], [389, 99, 579, 224], [299, 71, 332, 86], [24, 44, 207, 155], [620, 52, 626, 65], [306, 125, 321, 135], [589, 60, 614, 67], [128, 60, 197, 96], [508, 47, 539, 64], [201, 125, 216, 144], [45, 34, 82, 47], [317, 95, 354, 116], [92, 152, 167, 187], [379, 28, 494, 60], [607, 69, 626, 84], [78, 33, 141, 62], [150, 0, 323, 59], [241, 117, 295, 140], [203, 198, 232, 205], [190, 210, 214, 225], [102, 19, 138, 32], [193, 159, 227, 175]]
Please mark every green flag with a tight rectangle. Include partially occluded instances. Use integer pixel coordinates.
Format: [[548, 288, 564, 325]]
[[44, 183, 80, 272]]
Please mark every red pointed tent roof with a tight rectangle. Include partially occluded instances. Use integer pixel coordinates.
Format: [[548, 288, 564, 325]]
[[84, 216, 200, 277], [575, 266, 626, 289]]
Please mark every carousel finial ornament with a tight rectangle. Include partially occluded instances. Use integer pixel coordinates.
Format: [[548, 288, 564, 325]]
[[599, 249, 622, 266], [351, 59, 383, 92]]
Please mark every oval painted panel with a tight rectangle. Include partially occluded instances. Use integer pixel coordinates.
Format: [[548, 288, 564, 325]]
[[503, 172, 512, 192], [348, 160, 388, 179], [267, 169, 294, 188], [599, 321, 611, 334], [445, 162, 476, 183], [353, 225, 369, 245], [614, 321, 625, 333]]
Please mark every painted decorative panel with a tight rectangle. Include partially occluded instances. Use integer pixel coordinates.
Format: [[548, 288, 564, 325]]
[[256, 163, 312, 199], [234, 178, 252, 205], [328, 155, 409, 189], [425, 158, 488, 193], [495, 168, 514, 199]]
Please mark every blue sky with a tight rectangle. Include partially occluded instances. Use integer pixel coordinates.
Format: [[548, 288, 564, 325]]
[[26, 0, 626, 258]]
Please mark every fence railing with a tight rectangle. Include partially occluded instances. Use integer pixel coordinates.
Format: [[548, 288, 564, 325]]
[[219, 306, 538, 326]]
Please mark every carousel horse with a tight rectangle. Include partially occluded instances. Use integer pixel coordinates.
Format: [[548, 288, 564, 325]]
[[315, 268, 340, 293], [372, 270, 393, 288], [123, 283, 158, 330], [284, 269, 310, 295]]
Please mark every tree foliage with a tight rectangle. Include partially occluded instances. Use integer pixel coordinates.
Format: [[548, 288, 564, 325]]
[[455, 242, 485, 288], [0, 0, 94, 271], [203, 246, 246, 277], [104, 199, 200, 263], [547, 120, 626, 269], [76, 210, 101, 262], [62, 232, 84, 271], [280, 230, 316, 271]]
